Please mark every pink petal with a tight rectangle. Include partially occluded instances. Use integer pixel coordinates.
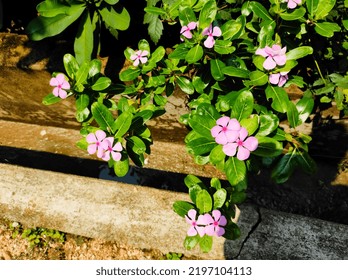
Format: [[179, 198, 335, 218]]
[[243, 136, 258, 151], [86, 133, 97, 143], [87, 144, 97, 155], [204, 36, 215, 48], [61, 80, 70, 90], [219, 215, 227, 226], [255, 48, 268, 57], [204, 224, 215, 236], [264, 46, 274, 55], [187, 22, 197, 30], [212, 26, 222, 37], [130, 54, 138, 60], [273, 54, 286, 66], [271, 44, 282, 52], [203, 213, 214, 224], [104, 137, 114, 147], [223, 142, 238, 157], [269, 73, 280, 85], [239, 127, 248, 141], [225, 130, 239, 142], [141, 50, 149, 57], [52, 87, 60, 97], [216, 116, 230, 127], [278, 75, 288, 87], [196, 226, 206, 237], [113, 142, 123, 152], [196, 214, 207, 226], [288, 0, 297, 9], [212, 210, 221, 221], [49, 77, 59, 86], [182, 30, 193, 39], [202, 25, 212, 36], [111, 151, 122, 161], [263, 56, 277, 70], [215, 226, 225, 237], [139, 57, 148, 64], [237, 146, 250, 161], [211, 125, 222, 138], [215, 132, 228, 145], [95, 130, 106, 141], [187, 226, 198, 236], [187, 209, 197, 221], [56, 73, 66, 83], [133, 59, 140, 66], [227, 118, 241, 130], [102, 151, 111, 161], [58, 89, 67, 99]]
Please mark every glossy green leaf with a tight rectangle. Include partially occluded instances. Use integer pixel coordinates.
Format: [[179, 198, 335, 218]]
[[173, 201, 195, 218], [144, 6, 167, 16], [186, 44, 204, 63], [279, 7, 306, 21], [231, 90, 254, 121], [91, 77, 111, 91], [315, 0, 336, 20], [74, 11, 93, 64], [286, 46, 313, 60], [88, 59, 102, 78], [127, 136, 146, 155], [63, 54, 79, 79], [271, 150, 297, 183], [199, 235, 213, 253], [225, 157, 247, 187], [75, 62, 89, 88], [221, 20, 242, 40], [37, 0, 71, 17], [114, 112, 132, 138], [196, 189, 213, 214], [287, 101, 301, 128], [42, 93, 62, 105], [253, 136, 283, 157], [295, 150, 317, 174], [184, 235, 200, 250], [113, 156, 129, 177], [265, 85, 289, 113], [198, 0, 217, 30], [91, 102, 115, 133], [184, 174, 204, 189], [168, 44, 190, 60], [306, 0, 319, 18], [76, 94, 89, 111], [240, 116, 259, 135], [249, 1, 272, 21], [100, 5, 130, 31], [296, 97, 314, 123], [249, 70, 268, 86], [76, 107, 90, 122], [187, 138, 216, 155], [214, 40, 236, 55], [210, 177, 221, 190], [211, 59, 226, 81], [222, 66, 249, 79], [257, 113, 279, 136], [209, 144, 226, 165], [119, 68, 141, 82], [213, 189, 227, 209], [176, 76, 195, 95], [314, 22, 341, 38]]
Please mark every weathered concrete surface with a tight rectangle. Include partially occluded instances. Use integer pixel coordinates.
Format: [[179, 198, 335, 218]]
[[225, 204, 348, 260], [0, 163, 225, 260]]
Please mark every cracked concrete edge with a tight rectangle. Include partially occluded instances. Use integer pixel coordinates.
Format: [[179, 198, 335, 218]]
[[225, 205, 348, 260], [0, 163, 226, 260]]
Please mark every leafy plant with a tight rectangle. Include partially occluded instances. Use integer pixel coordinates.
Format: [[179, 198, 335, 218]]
[[32, 0, 348, 253]]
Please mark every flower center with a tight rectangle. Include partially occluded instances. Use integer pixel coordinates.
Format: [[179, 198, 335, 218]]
[[192, 221, 197, 227], [96, 141, 101, 147], [213, 221, 219, 226], [222, 126, 228, 132], [237, 140, 243, 146]]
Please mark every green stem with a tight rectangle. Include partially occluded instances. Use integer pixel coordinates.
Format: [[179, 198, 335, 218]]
[[314, 59, 326, 85]]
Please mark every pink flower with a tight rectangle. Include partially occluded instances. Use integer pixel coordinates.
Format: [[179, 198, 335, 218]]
[[284, 0, 302, 9], [202, 24, 221, 48], [185, 209, 206, 237], [49, 73, 70, 99], [223, 127, 258, 161], [180, 22, 197, 41], [101, 137, 123, 162], [211, 116, 241, 145], [130, 50, 149, 66], [269, 71, 289, 87], [86, 130, 107, 158], [255, 44, 287, 70], [204, 210, 227, 237]]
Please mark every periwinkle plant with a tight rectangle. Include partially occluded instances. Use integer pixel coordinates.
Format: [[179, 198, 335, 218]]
[[31, 0, 348, 253]]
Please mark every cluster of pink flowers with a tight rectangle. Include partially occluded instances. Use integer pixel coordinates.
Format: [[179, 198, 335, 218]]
[[185, 209, 227, 237], [180, 22, 221, 49], [284, 0, 302, 9], [49, 73, 70, 99], [256, 44, 289, 87], [211, 116, 258, 161], [130, 50, 149, 66], [86, 130, 123, 161]]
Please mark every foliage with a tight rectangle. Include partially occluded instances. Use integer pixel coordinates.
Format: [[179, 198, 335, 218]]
[[33, 0, 348, 253], [10, 222, 65, 248]]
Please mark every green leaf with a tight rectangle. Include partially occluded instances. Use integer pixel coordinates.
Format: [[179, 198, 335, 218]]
[[91, 102, 115, 133], [231, 90, 254, 121], [26, 5, 85, 41], [240, 116, 259, 135], [114, 112, 132, 138], [76, 107, 90, 122], [253, 136, 283, 157], [100, 5, 130, 31], [127, 136, 146, 155], [249, 1, 272, 21], [198, 0, 217, 30], [88, 59, 102, 78], [271, 150, 297, 183], [119, 68, 141, 81], [257, 113, 279, 136], [42, 93, 62, 105], [265, 85, 289, 113], [221, 20, 243, 40], [184, 174, 204, 189], [210, 178, 221, 190], [214, 40, 236, 55], [144, 14, 163, 44], [306, 0, 319, 18], [76, 94, 89, 111], [37, 0, 71, 17], [199, 235, 213, 253], [168, 44, 190, 60], [184, 235, 200, 250], [225, 157, 247, 187], [75, 62, 89, 88], [92, 77, 112, 91], [209, 145, 226, 165], [144, 6, 167, 16], [185, 44, 203, 63], [196, 189, 213, 214], [213, 189, 227, 209], [314, 0, 336, 20], [176, 76, 194, 95], [63, 54, 79, 79], [224, 223, 241, 240], [279, 7, 306, 21], [114, 156, 129, 177], [187, 138, 216, 155], [287, 101, 301, 128], [296, 97, 314, 123], [286, 46, 313, 60], [249, 70, 268, 86], [210, 59, 226, 81], [314, 22, 341, 37], [222, 66, 249, 79], [74, 11, 93, 64], [295, 150, 317, 174], [173, 201, 195, 218]]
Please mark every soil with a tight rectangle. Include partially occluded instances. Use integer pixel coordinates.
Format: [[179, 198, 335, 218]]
[[0, 218, 182, 260]]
